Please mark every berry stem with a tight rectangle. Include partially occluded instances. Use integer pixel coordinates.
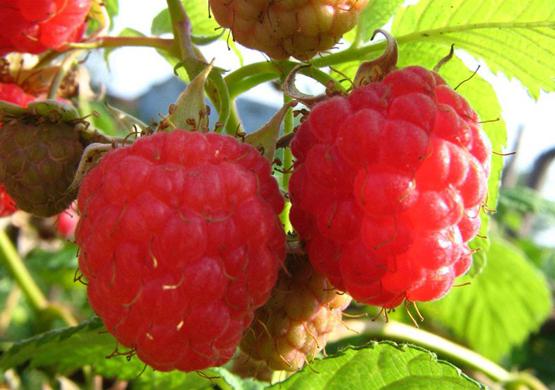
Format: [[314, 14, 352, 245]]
[[0, 229, 77, 326], [225, 62, 346, 99], [166, 0, 233, 131], [166, 0, 196, 61], [280, 94, 294, 233], [335, 319, 547, 390], [48, 49, 84, 99], [68, 36, 176, 53]]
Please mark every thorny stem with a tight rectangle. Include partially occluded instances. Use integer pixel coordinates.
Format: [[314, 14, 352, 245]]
[[334, 320, 548, 390], [0, 229, 77, 326]]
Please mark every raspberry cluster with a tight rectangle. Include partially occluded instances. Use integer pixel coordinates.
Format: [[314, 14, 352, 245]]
[[238, 255, 351, 374], [209, 0, 368, 60], [289, 66, 491, 308], [76, 130, 286, 371], [0, 0, 91, 55]]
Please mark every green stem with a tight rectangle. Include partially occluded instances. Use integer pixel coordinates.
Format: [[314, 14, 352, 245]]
[[336, 320, 547, 390], [48, 50, 83, 99], [0, 229, 78, 327], [166, 0, 196, 60], [0, 230, 48, 312], [282, 95, 294, 188], [279, 95, 294, 233], [225, 61, 347, 100], [225, 101, 243, 135], [166, 0, 233, 131], [69, 36, 175, 53], [227, 73, 277, 100]]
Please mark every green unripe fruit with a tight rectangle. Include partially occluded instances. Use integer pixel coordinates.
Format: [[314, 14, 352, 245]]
[[0, 117, 85, 216]]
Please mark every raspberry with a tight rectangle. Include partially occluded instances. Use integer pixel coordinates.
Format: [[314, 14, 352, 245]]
[[76, 130, 285, 372], [237, 255, 351, 374], [0, 83, 36, 107], [56, 203, 79, 240], [0, 185, 16, 217], [0, 83, 36, 217], [289, 66, 491, 308], [209, 0, 369, 60], [0, 116, 85, 217], [0, 0, 91, 55]]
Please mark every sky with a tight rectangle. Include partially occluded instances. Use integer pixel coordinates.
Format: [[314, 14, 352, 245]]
[[93, 0, 555, 194]]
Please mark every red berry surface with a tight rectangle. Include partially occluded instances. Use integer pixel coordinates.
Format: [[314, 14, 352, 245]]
[[289, 66, 491, 308], [76, 130, 286, 372], [56, 203, 79, 240], [0, 83, 36, 217], [0, 0, 91, 55], [209, 0, 369, 60], [0, 185, 16, 217]]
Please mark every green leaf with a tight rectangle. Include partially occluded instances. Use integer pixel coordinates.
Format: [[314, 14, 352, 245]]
[[131, 367, 264, 390], [421, 238, 553, 362], [391, 0, 555, 98], [0, 317, 148, 379], [272, 342, 482, 389], [104, 0, 119, 23], [499, 186, 555, 217], [151, 0, 221, 44], [0, 318, 261, 388], [347, 0, 405, 44], [165, 63, 212, 131]]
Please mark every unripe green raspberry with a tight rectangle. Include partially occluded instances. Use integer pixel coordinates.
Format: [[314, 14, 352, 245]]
[[238, 254, 351, 373], [0, 117, 85, 216], [209, 0, 369, 60]]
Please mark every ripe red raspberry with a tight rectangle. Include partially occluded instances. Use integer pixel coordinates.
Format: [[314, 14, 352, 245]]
[[289, 66, 491, 308], [76, 130, 286, 372], [209, 0, 369, 60], [0, 83, 36, 106], [56, 203, 79, 240], [237, 255, 351, 374], [0, 185, 16, 217], [0, 0, 92, 55], [0, 83, 36, 217]]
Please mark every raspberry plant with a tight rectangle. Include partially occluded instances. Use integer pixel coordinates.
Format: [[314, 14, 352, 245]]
[[0, 0, 554, 389]]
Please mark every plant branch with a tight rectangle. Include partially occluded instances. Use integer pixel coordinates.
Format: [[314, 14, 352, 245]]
[[166, 0, 233, 132], [166, 0, 196, 60], [334, 320, 547, 390], [69, 36, 175, 53]]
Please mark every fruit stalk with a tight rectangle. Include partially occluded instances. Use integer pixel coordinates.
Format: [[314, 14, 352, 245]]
[[334, 319, 547, 390], [166, 0, 233, 132], [69, 36, 175, 52]]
